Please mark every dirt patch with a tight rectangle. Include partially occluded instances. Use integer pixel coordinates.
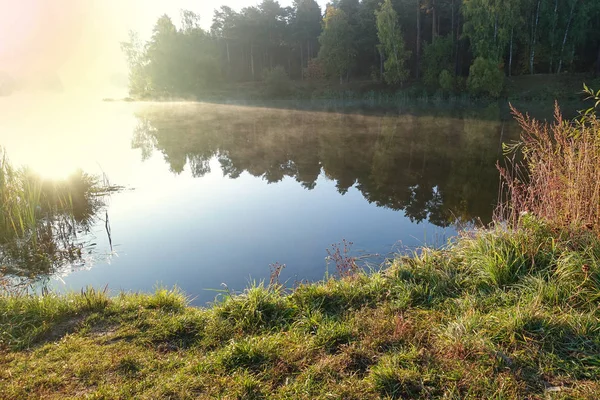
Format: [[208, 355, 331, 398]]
[[44, 314, 87, 343]]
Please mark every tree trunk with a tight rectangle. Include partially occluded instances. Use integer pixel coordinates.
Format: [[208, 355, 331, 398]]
[[557, 0, 577, 75], [509, 27, 514, 77], [300, 41, 304, 80], [494, 14, 498, 42], [250, 43, 255, 80], [226, 40, 231, 66], [242, 47, 246, 79], [416, 0, 421, 79], [549, 0, 558, 73], [530, 0, 541, 75], [451, 0, 455, 44], [380, 47, 384, 81], [596, 43, 600, 76], [454, 11, 461, 75], [431, 0, 436, 40], [494, 13, 498, 59]]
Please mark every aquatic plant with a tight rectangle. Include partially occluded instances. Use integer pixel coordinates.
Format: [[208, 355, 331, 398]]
[[0, 149, 116, 291]]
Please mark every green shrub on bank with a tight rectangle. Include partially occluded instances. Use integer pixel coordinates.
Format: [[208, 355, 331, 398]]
[[422, 36, 454, 88], [467, 57, 504, 98], [438, 69, 454, 92], [262, 66, 292, 97]]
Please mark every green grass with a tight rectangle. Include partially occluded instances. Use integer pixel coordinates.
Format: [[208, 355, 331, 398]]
[[1, 217, 599, 399]]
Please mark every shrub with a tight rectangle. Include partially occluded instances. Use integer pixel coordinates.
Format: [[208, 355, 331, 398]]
[[304, 58, 326, 81], [422, 36, 453, 88], [262, 66, 291, 97], [438, 69, 454, 92], [467, 57, 504, 98]]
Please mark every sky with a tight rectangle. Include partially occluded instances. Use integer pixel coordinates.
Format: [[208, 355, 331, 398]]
[[0, 0, 327, 93]]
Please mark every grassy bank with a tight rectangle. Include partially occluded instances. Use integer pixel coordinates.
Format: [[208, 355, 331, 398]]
[[1, 216, 599, 399]]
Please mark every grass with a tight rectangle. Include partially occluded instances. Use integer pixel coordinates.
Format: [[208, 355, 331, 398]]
[[1, 216, 599, 399]]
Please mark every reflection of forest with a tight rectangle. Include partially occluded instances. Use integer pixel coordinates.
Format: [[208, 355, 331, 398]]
[[132, 104, 518, 227]]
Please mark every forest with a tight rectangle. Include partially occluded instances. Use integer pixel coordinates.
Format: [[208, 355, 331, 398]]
[[121, 0, 600, 99]]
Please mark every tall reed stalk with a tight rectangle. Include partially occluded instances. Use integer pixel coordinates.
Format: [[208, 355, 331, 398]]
[[498, 86, 600, 236]]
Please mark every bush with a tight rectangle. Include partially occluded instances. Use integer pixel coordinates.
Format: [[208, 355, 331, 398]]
[[438, 69, 454, 92], [422, 36, 453, 88], [467, 57, 504, 98], [304, 58, 326, 81], [262, 66, 292, 97]]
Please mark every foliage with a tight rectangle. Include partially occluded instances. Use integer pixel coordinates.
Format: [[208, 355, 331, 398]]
[[467, 57, 504, 98], [318, 7, 356, 83], [422, 35, 454, 88], [304, 58, 326, 80], [262, 66, 292, 97], [121, 1, 600, 97], [120, 31, 149, 97], [462, 0, 510, 60], [293, 0, 323, 59], [375, 0, 411, 86], [121, 13, 220, 98], [438, 69, 454, 92]]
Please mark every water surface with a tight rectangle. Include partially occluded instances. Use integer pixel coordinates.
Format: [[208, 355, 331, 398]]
[[0, 97, 518, 304]]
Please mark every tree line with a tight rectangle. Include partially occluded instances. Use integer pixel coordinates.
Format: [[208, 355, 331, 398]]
[[122, 0, 600, 98]]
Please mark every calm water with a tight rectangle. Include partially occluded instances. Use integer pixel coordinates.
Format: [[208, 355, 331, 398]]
[[1, 96, 518, 304]]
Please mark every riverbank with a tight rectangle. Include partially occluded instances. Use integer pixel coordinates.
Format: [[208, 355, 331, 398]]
[[2, 217, 599, 399], [111, 74, 597, 106]]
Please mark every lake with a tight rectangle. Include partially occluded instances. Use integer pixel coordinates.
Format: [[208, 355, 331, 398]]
[[0, 95, 519, 304]]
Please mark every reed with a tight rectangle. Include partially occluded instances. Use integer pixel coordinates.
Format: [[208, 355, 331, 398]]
[[0, 148, 111, 289], [498, 86, 600, 237]]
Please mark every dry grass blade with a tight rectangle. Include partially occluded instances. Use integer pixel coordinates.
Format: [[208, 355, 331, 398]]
[[498, 97, 600, 237]]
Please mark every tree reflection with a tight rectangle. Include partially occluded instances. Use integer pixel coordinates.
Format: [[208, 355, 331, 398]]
[[132, 104, 517, 227]]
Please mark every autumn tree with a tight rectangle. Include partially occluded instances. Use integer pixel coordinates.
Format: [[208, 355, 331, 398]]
[[318, 6, 356, 83], [375, 0, 411, 85]]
